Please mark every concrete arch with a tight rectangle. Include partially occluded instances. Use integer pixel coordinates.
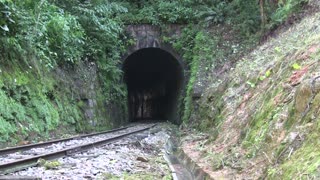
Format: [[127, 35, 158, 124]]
[[123, 47, 185, 123], [124, 24, 187, 71], [124, 45, 186, 73]]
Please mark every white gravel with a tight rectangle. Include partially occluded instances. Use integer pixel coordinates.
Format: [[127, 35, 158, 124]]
[[9, 123, 174, 179], [0, 124, 152, 164]]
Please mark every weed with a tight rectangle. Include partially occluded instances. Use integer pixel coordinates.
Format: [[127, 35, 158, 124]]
[[292, 63, 302, 70]]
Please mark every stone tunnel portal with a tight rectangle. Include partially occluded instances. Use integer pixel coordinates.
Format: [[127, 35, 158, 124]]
[[123, 48, 184, 122]]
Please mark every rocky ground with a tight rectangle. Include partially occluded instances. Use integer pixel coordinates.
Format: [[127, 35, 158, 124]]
[[0, 124, 152, 164], [9, 123, 175, 180]]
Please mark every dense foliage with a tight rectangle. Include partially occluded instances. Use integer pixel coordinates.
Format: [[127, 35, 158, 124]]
[[0, 0, 129, 142], [0, 0, 127, 93], [0, 0, 308, 66], [115, 0, 307, 34], [0, 0, 307, 142]]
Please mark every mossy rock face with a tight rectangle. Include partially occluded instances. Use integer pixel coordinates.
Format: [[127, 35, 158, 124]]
[[313, 93, 320, 110], [295, 80, 312, 114], [314, 77, 320, 94]]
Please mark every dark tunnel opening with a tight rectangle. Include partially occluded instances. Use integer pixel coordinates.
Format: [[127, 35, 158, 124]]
[[123, 48, 184, 122]]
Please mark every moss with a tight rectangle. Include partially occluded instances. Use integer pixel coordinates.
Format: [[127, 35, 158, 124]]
[[197, 84, 226, 131], [267, 89, 320, 178], [100, 173, 118, 179], [242, 87, 284, 157], [0, 63, 86, 144], [295, 81, 313, 114], [77, 100, 85, 108], [312, 93, 320, 112], [301, 93, 320, 124], [44, 160, 62, 170], [284, 79, 320, 130], [37, 159, 62, 170], [182, 73, 197, 122], [283, 101, 296, 129], [269, 133, 320, 179]]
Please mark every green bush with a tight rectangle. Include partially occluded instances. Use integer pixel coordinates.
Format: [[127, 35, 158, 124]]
[[45, 13, 85, 65], [0, 0, 307, 142], [157, 1, 194, 23]]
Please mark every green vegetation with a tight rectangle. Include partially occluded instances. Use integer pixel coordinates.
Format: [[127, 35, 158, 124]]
[[0, 67, 83, 143], [0, 0, 307, 145], [203, 6, 320, 178], [171, 28, 217, 122], [0, 0, 128, 144], [38, 159, 62, 170], [1, 0, 316, 178], [115, 0, 307, 34]]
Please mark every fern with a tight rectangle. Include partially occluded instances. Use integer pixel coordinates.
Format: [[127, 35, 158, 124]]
[[271, 0, 307, 25]]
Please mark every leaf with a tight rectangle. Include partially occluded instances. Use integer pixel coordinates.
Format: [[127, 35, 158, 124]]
[[259, 76, 266, 81], [8, 18, 15, 23], [246, 81, 256, 88], [292, 63, 301, 70], [260, 70, 272, 81], [265, 70, 271, 77], [274, 47, 282, 53], [0, 25, 9, 32]]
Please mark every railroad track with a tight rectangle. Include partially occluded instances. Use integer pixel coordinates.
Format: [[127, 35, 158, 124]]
[[0, 123, 156, 175]]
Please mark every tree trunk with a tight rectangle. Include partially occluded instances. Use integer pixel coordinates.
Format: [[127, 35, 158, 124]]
[[260, 0, 267, 28]]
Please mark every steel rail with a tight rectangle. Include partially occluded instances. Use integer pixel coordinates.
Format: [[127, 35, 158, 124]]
[[0, 124, 156, 174], [0, 125, 134, 156]]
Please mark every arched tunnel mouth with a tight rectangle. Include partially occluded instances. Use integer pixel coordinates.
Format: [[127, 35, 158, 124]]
[[123, 48, 184, 122]]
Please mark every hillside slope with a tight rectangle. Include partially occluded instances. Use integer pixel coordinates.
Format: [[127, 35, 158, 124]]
[[0, 1, 129, 146], [182, 2, 320, 179]]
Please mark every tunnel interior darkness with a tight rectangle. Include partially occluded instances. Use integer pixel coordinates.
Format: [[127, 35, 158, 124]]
[[123, 48, 184, 122]]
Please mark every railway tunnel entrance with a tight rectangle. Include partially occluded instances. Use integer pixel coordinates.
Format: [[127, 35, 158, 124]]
[[123, 48, 184, 122]]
